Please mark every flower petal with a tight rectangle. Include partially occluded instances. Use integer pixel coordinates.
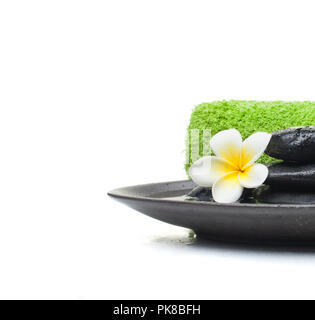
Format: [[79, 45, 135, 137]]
[[212, 172, 244, 203], [238, 163, 269, 188], [241, 132, 272, 169], [189, 156, 236, 187], [210, 129, 242, 169]]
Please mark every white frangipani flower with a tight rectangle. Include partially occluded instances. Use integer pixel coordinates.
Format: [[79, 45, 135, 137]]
[[189, 129, 272, 204]]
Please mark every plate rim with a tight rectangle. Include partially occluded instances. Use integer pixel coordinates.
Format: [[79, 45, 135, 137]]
[[107, 179, 315, 209]]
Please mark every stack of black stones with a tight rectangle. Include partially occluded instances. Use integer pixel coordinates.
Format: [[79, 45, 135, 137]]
[[187, 127, 315, 204]]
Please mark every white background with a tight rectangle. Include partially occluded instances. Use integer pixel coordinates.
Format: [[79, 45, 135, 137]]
[[1, 0, 315, 299]]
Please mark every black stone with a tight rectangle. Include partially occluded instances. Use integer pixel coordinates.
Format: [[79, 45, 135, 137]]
[[187, 186, 212, 201], [253, 185, 315, 204], [265, 126, 315, 162], [266, 162, 315, 187]]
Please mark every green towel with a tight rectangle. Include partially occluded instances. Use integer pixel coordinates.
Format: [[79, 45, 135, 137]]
[[186, 100, 315, 174]]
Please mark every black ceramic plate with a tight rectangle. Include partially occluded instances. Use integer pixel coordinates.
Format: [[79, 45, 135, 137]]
[[108, 180, 315, 245]]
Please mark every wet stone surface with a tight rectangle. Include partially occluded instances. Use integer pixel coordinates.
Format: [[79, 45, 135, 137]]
[[252, 185, 315, 204], [265, 126, 315, 162], [266, 162, 315, 187], [186, 186, 212, 201]]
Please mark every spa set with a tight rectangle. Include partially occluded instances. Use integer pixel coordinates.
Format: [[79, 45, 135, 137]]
[[109, 101, 315, 244]]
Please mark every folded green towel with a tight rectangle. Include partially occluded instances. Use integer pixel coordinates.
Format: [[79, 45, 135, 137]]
[[186, 100, 315, 174]]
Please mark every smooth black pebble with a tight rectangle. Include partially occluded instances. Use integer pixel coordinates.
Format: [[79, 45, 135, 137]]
[[266, 162, 315, 187], [253, 185, 315, 204], [187, 186, 212, 201], [265, 126, 315, 162]]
